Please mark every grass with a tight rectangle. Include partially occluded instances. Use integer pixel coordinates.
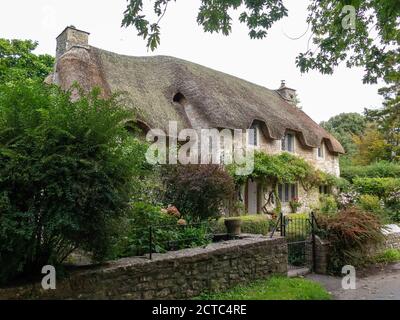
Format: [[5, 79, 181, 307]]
[[196, 276, 331, 300], [374, 249, 400, 264]]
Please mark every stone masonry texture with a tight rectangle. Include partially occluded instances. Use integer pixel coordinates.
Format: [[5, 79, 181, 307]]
[[0, 235, 287, 300]]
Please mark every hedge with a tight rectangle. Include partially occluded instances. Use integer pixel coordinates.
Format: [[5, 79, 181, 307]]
[[341, 162, 400, 181], [353, 177, 400, 198], [213, 215, 271, 235]]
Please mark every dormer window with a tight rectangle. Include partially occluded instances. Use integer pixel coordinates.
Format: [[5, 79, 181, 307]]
[[173, 92, 185, 104], [248, 124, 258, 146], [281, 133, 294, 152]]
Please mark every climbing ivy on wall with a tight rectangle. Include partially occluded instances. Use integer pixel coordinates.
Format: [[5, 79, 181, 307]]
[[227, 151, 346, 213]]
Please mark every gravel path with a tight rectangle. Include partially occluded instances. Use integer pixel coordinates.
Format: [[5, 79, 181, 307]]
[[306, 263, 400, 300]]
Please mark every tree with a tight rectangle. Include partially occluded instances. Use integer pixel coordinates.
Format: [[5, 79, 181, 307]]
[[0, 81, 149, 284], [0, 39, 54, 84], [121, 1, 399, 87], [365, 84, 400, 161], [352, 123, 390, 165], [320, 112, 367, 157]]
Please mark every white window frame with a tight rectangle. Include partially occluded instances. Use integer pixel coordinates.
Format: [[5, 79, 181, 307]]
[[317, 143, 325, 159], [248, 124, 259, 147], [281, 133, 295, 153]]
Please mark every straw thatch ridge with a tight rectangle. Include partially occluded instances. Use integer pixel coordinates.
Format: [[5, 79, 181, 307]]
[[53, 46, 345, 154]]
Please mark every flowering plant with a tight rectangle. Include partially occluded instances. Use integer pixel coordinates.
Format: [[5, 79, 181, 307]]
[[386, 189, 400, 205], [337, 189, 360, 208], [289, 197, 302, 213]]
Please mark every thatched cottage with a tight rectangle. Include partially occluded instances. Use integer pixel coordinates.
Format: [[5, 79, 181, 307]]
[[48, 26, 345, 215]]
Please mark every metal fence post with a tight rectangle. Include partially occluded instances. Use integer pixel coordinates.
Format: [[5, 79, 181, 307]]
[[280, 212, 285, 237], [311, 212, 317, 272], [149, 226, 153, 260]]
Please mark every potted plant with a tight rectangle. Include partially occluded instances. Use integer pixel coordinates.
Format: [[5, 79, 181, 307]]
[[289, 197, 302, 213], [224, 217, 243, 236]]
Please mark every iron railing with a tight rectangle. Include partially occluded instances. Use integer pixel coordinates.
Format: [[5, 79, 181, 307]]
[[270, 212, 318, 271], [124, 221, 220, 260]]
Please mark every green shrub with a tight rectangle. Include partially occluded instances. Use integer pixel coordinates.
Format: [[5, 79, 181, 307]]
[[213, 215, 271, 235], [316, 207, 385, 274], [374, 249, 400, 264], [353, 177, 400, 198], [341, 161, 400, 181], [357, 194, 387, 222], [318, 195, 338, 214], [0, 81, 149, 284], [109, 202, 211, 259]]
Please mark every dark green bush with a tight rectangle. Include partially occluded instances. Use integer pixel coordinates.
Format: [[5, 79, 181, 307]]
[[316, 207, 385, 274], [0, 81, 149, 284], [109, 202, 211, 258]]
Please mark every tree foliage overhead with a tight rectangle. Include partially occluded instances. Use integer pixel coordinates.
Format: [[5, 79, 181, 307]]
[[122, 0, 288, 51], [121, 0, 399, 86], [0, 39, 54, 84], [297, 0, 399, 85]]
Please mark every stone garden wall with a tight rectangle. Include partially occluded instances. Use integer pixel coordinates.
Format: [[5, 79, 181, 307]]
[[308, 225, 400, 275], [383, 225, 400, 250], [0, 235, 287, 300]]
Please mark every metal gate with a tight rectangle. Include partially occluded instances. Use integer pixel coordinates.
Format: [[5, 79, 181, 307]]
[[271, 213, 317, 270]]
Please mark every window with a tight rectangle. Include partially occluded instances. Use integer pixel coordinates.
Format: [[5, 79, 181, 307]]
[[278, 183, 297, 202], [317, 144, 324, 159], [281, 133, 294, 152], [319, 185, 330, 194], [248, 124, 258, 146]]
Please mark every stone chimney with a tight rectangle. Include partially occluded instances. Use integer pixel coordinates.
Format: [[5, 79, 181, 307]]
[[56, 26, 90, 60], [277, 80, 297, 106]]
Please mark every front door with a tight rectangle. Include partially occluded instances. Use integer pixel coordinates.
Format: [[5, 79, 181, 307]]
[[247, 179, 258, 214]]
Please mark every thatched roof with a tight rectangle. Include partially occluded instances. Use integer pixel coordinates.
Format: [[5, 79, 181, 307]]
[[52, 46, 345, 154]]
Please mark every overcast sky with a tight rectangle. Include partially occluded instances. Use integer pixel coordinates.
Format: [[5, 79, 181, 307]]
[[1, 0, 384, 123]]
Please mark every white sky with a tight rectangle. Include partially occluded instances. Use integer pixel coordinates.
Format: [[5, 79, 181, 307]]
[[0, 0, 384, 123]]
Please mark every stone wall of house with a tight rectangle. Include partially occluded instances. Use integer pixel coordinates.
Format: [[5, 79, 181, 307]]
[[257, 125, 340, 177], [253, 124, 339, 215], [259, 182, 320, 214], [0, 235, 287, 300]]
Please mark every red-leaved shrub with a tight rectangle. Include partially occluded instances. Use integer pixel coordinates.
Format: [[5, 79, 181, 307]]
[[162, 164, 235, 220], [316, 207, 385, 274]]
